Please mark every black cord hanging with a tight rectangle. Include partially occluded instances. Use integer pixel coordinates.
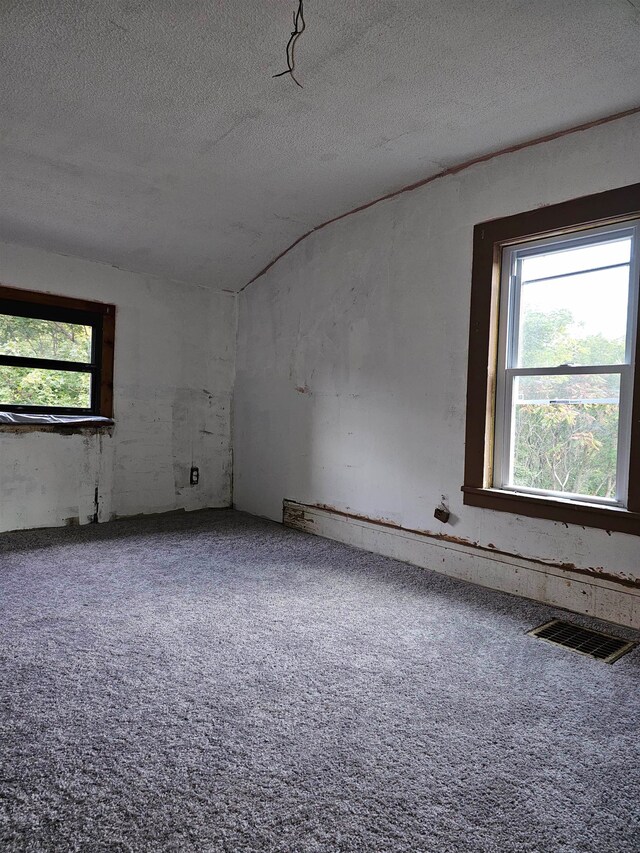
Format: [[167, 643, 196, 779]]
[[273, 0, 306, 89]]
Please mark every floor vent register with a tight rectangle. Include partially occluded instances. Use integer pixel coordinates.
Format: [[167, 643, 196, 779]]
[[528, 619, 635, 663]]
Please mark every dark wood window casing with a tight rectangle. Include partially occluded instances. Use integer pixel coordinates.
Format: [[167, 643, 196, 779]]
[[0, 285, 115, 419], [463, 183, 640, 536]]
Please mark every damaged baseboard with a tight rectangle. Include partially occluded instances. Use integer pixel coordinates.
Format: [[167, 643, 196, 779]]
[[283, 500, 640, 629]]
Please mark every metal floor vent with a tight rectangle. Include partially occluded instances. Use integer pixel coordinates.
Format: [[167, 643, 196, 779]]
[[528, 619, 635, 664]]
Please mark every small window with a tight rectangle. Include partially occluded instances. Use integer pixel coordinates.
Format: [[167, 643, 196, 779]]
[[463, 183, 640, 536], [0, 286, 115, 418]]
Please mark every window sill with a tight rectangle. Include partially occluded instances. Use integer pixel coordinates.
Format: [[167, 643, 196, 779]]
[[0, 413, 114, 432], [462, 485, 640, 536]]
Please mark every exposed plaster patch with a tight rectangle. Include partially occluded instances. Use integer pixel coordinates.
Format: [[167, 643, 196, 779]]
[[0, 425, 114, 436], [0, 244, 235, 533]]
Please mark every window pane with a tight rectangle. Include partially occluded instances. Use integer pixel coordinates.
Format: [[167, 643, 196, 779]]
[[517, 265, 629, 368], [509, 374, 620, 499], [0, 315, 92, 362], [520, 237, 631, 282], [0, 366, 92, 409]]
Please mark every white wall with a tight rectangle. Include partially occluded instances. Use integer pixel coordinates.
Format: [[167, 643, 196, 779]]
[[0, 242, 235, 532], [234, 112, 640, 585]]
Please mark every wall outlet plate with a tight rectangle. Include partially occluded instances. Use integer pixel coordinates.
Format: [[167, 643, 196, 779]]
[[434, 504, 450, 523]]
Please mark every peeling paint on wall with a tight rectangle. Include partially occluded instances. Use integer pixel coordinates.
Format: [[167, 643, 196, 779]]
[[283, 501, 640, 628], [285, 500, 640, 590], [0, 242, 236, 533], [234, 114, 640, 588]]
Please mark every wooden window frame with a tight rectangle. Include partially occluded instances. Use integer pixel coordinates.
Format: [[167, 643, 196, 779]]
[[0, 284, 115, 419], [463, 183, 640, 536]]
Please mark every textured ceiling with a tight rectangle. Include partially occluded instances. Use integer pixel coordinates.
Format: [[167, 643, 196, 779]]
[[1, 0, 639, 292]]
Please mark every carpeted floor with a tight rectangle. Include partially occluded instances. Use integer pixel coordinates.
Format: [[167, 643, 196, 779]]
[[1, 509, 638, 853]]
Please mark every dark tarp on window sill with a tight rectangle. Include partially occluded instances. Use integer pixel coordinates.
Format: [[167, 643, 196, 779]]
[[0, 412, 114, 426]]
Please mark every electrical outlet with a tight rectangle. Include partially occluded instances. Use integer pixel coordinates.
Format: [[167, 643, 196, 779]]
[[434, 502, 450, 523], [190, 466, 199, 486]]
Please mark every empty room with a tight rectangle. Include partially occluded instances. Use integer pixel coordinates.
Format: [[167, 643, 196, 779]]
[[1, 2, 639, 851]]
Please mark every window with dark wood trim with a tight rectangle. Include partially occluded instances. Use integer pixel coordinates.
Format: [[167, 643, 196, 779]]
[[0, 285, 115, 419], [463, 183, 640, 536]]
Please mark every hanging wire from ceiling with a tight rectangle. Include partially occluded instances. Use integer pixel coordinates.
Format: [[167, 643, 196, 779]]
[[272, 0, 306, 88]]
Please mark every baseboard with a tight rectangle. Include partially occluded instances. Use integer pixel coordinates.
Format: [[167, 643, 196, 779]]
[[1, 504, 233, 535], [283, 500, 640, 629]]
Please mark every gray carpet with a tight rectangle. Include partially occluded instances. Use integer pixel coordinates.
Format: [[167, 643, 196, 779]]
[[1, 509, 638, 853]]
